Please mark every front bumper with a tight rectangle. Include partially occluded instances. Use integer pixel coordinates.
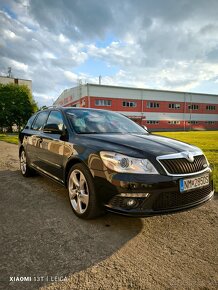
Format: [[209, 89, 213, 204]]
[[94, 169, 214, 216]]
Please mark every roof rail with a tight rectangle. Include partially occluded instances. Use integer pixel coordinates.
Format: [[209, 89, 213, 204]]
[[47, 105, 61, 109], [43, 105, 61, 110], [37, 105, 61, 112]]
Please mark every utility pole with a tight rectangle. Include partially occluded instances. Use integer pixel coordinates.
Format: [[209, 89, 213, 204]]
[[7, 67, 12, 78]]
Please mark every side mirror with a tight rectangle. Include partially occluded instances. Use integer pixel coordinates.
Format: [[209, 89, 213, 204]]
[[43, 123, 62, 134]]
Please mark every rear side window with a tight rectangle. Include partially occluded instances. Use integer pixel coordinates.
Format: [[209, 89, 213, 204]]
[[25, 115, 36, 129], [31, 111, 49, 131], [46, 110, 64, 131]]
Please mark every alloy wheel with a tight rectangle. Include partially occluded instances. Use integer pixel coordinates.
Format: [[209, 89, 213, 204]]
[[68, 169, 89, 214]]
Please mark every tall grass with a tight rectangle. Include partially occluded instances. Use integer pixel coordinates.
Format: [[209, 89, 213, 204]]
[[0, 134, 18, 145]]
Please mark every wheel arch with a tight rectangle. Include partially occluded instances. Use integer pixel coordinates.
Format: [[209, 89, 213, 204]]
[[19, 145, 24, 157], [64, 157, 92, 186]]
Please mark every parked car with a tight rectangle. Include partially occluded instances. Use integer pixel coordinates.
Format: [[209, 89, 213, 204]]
[[19, 107, 214, 219]]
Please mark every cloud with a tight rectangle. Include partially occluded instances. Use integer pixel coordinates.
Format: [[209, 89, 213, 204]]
[[64, 71, 78, 82], [28, 0, 114, 40], [206, 47, 218, 62], [0, 0, 218, 106]]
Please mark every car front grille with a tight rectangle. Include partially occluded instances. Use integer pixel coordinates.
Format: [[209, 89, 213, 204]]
[[153, 183, 213, 211], [159, 154, 207, 175]]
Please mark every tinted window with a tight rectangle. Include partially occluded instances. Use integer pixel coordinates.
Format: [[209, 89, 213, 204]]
[[46, 111, 64, 131], [66, 109, 146, 134], [31, 111, 49, 131], [25, 115, 36, 129]]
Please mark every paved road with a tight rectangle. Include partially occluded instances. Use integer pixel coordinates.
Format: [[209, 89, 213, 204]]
[[0, 141, 217, 290]]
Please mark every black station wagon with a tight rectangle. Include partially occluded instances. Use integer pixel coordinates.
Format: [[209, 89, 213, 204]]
[[19, 107, 214, 219]]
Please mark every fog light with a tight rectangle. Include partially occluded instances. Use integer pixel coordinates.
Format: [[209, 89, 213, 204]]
[[126, 199, 137, 207]]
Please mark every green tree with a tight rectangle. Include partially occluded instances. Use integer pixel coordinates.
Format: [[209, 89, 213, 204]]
[[0, 83, 38, 132], [39, 105, 48, 110]]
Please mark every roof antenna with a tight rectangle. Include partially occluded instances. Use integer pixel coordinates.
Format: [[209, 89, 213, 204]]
[[99, 75, 102, 85]]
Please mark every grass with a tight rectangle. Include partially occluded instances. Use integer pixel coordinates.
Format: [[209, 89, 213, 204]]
[[155, 131, 218, 192], [0, 131, 217, 191], [0, 134, 18, 144]]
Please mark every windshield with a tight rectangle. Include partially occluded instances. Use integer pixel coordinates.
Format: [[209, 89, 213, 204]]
[[66, 109, 147, 134]]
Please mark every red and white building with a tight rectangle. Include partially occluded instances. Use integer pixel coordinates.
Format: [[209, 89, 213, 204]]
[[54, 84, 218, 131]]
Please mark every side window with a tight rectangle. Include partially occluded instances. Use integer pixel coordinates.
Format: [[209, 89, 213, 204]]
[[46, 111, 64, 131], [31, 111, 49, 131], [25, 115, 36, 129]]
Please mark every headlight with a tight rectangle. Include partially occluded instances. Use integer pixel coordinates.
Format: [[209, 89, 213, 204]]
[[100, 151, 159, 174]]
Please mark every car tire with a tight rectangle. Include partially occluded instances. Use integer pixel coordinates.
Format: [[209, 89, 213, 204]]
[[20, 149, 35, 177], [67, 163, 104, 219]]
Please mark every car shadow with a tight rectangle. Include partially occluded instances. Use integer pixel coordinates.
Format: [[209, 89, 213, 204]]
[[0, 170, 143, 290]]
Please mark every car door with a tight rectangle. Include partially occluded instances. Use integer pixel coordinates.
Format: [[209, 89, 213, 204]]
[[26, 110, 49, 168], [39, 110, 66, 181]]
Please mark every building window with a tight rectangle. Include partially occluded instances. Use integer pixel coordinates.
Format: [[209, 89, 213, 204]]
[[122, 101, 136, 107], [206, 105, 216, 110], [147, 120, 159, 124], [147, 102, 160, 108], [169, 103, 180, 109], [188, 104, 199, 110], [95, 99, 111, 106], [81, 99, 86, 107], [168, 121, 180, 125], [205, 121, 215, 124], [187, 121, 198, 124]]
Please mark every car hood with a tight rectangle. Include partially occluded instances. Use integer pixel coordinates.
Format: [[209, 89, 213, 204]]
[[80, 133, 202, 158]]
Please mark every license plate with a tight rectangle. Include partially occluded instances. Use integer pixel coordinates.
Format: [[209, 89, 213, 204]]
[[179, 174, 209, 192]]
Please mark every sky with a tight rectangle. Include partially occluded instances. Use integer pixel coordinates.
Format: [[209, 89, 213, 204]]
[[0, 0, 218, 107]]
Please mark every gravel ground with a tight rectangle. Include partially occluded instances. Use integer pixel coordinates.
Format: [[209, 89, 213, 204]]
[[0, 141, 217, 290]]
